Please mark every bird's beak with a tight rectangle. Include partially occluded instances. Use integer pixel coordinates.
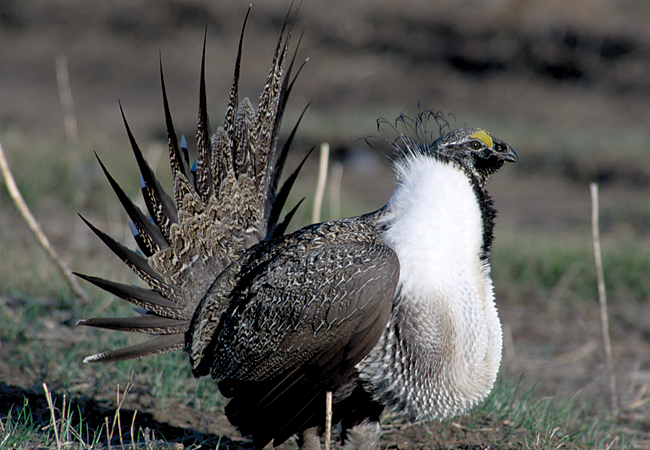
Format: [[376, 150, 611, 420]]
[[497, 145, 518, 163]]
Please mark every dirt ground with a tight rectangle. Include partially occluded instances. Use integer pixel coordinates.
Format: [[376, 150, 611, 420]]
[[1, 0, 650, 448]]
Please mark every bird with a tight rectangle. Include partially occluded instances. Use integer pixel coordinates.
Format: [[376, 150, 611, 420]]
[[76, 8, 517, 450]]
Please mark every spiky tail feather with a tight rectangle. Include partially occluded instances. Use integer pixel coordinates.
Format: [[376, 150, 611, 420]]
[[78, 7, 307, 363]]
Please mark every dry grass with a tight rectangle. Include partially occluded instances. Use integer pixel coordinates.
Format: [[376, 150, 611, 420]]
[[2, 1, 650, 447], [1, 127, 649, 448]]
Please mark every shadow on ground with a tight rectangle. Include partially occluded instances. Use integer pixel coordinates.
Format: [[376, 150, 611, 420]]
[[0, 382, 248, 449]]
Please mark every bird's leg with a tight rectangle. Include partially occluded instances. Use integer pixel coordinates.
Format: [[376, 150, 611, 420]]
[[342, 420, 381, 450], [297, 426, 321, 450]]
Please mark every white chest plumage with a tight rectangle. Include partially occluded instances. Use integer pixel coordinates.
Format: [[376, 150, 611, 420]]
[[360, 155, 503, 420]]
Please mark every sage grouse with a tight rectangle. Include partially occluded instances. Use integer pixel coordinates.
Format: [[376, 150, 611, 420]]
[[77, 10, 517, 450]]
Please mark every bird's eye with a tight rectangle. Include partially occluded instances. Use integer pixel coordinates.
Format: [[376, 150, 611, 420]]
[[469, 140, 482, 150]]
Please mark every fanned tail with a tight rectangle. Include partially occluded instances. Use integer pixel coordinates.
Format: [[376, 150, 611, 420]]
[[78, 7, 307, 363]]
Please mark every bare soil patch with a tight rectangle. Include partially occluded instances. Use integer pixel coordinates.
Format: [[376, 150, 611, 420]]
[[1, 1, 650, 448]]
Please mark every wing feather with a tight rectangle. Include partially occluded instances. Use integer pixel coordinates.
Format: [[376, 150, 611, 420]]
[[188, 218, 399, 448]]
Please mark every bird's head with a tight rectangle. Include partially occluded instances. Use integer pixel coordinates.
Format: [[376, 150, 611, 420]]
[[428, 128, 517, 184]]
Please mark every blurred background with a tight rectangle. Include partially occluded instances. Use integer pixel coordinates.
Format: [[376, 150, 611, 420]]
[[1, 0, 649, 446], [2, 0, 650, 232]]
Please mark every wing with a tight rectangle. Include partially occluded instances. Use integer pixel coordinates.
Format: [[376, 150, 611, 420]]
[[188, 219, 400, 448]]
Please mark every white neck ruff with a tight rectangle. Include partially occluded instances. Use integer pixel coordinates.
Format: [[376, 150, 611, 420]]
[[363, 155, 502, 420]]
